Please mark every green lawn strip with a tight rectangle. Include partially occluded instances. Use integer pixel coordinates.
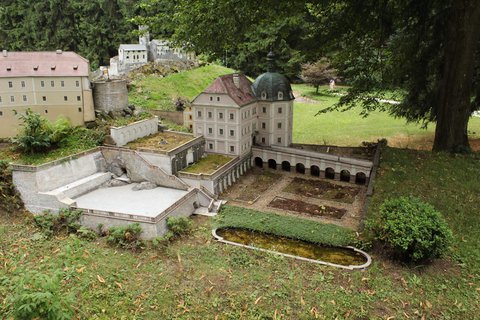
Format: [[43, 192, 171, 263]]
[[214, 205, 355, 247], [182, 154, 233, 174], [128, 64, 234, 111]]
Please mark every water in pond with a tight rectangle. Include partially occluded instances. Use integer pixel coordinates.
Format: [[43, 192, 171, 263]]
[[216, 228, 367, 267]]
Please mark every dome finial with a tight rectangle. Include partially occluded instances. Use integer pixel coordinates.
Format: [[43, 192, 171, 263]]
[[266, 51, 276, 72]]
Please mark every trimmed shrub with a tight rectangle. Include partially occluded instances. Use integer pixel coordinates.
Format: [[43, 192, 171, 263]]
[[166, 216, 193, 236], [375, 196, 453, 263], [0, 161, 23, 213], [106, 223, 144, 251]]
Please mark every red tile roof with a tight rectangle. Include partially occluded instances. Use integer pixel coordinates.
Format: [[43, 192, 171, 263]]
[[203, 74, 256, 106], [0, 51, 90, 78]]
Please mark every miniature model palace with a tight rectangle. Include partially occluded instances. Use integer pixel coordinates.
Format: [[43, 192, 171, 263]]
[[189, 52, 373, 185]]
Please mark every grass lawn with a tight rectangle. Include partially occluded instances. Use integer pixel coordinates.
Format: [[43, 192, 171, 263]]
[[129, 64, 234, 111], [181, 154, 233, 174], [292, 84, 480, 148], [126, 132, 194, 152], [0, 127, 103, 165], [1, 148, 480, 318]]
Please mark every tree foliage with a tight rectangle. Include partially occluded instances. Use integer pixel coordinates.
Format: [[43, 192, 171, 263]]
[[315, 0, 480, 152], [0, 0, 137, 67], [301, 58, 337, 93]]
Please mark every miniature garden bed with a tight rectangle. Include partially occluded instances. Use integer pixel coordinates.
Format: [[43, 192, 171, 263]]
[[182, 154, 233, 174], [283, 177, 360, 204], [235, 169, 281, 202], [268, 197, 346, 219], [126, 131, 194, 152]]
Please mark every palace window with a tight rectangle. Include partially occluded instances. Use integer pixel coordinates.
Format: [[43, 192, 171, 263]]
[[208, 111, 212, 118], [230, 146, 235, 153], [23, 95, 27, 102], [64, 96, 68, 101], [278, 107, 282, 114], [262, 122, 266, 129], [277, 122, 282, 129], [230, 130, 234, 136], [277, 137, 282, 143], [21, 81, 25, 88], [77, 96, 81, 101], [278, 92, 284, 99], [229, 113, 234, 120], [219, 112, 223, 119], [8, 81, 12, 88], [219, 128, 224, 135]]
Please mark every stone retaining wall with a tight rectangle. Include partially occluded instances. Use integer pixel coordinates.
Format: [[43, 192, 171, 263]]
[[110, 117, 158, 146]]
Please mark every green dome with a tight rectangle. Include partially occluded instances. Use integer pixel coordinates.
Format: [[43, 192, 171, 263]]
[[251, 52, 294, 101]]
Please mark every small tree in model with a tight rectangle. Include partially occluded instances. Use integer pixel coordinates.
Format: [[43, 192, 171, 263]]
[[301, 58, 337, 94]]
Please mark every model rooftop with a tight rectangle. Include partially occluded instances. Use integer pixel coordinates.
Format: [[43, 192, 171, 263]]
[[0, 50, 89, 77]]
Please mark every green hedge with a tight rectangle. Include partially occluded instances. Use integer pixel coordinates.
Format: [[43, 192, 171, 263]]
[[214, 206, 355, 247]]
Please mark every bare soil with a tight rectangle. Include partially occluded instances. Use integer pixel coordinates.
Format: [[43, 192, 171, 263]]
[[283, 177, 360, 204], [268, 196, 346, 219]]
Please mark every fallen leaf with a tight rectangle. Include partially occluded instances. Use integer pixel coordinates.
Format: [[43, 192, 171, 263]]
[[97, 275, 105, 283], [76, 266, 86, 273], [255, 296, 262, 305], [115, 282, 123, 289]]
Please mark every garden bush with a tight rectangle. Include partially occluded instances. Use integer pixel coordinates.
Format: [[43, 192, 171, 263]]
[[4, 270, 74, 320], [34, 208, 82, 237], [12, 109, 73, 154], [106, 223, 144, 251], [0, 160, 23, 213], [374, 196, 453, 263], [166, 216, 193, 236]]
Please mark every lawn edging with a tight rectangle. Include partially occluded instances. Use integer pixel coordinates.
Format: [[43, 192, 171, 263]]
[[213, 205, 356, 247]]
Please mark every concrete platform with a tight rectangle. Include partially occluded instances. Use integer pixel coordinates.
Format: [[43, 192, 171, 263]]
[[73, 183, 188, 217]]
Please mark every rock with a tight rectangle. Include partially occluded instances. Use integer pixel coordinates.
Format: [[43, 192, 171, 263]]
[[104, 135, 116, 145], [132, 181, 157, 191], [107, 159, 126, 177], [105, 179, 129, 187]]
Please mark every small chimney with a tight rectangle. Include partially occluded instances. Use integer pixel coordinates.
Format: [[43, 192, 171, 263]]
[[233, 73, 240, 88], [56, 50, 62, 54], [2, 50, 7, 57]]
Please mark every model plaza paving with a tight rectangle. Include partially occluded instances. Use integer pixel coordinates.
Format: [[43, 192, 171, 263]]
[[73, 183, 188, 217]]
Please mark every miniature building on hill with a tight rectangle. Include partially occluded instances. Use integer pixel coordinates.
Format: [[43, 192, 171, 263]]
[[0, 50, 95, 138], [191, 52, 294, 156], [108, 26, 195, 76]]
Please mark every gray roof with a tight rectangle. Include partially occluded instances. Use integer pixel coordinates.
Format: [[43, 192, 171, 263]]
[[119, 44, 147, 51], [251, 51, 294, 101]]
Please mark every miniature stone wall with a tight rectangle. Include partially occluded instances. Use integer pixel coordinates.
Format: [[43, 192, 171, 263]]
[[12, 149, 107, 213], [100, 147, 189, 190], [110, 117, 158, 147]]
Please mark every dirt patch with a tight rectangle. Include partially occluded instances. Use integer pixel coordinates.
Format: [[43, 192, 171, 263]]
[[284, 177, 360, 204], [224, 169, 282, 202], [268, 197, 346, 219], [126, 131, 194, 152]]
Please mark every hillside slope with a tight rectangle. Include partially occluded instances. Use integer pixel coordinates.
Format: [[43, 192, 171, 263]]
[[128, 64, 234, 111]]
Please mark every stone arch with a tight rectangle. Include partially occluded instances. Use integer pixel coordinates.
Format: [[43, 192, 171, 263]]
[[310, 165, 320, 177], [281, 161, 291, 172], [296, 163, 305, 174], [340, 170, 351, 182], [355, 172, 367, 185], [254, 157, 263, 168], [325, 167, 335, 179], [268, 159, 277, 169]]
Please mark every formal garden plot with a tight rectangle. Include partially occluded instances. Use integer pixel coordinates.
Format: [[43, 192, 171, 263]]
[[227, 168, 282, 202], [283, 177, 360, 204], [268, 196, 346, 219]]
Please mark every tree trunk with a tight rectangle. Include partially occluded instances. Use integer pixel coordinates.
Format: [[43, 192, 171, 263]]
[[433, 0, 480, 152]]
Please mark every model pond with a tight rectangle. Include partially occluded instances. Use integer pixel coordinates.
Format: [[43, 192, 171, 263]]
[[213, 228, 371, 270]]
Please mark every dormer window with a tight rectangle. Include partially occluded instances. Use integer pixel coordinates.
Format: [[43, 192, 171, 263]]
[[51, 65, 56, 70], [261, 91, 267, 100], [278, 91, 283, 100], [33, 65, 39, 71], [73, 65, 78, 70], [6, 65, 11, 71]]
